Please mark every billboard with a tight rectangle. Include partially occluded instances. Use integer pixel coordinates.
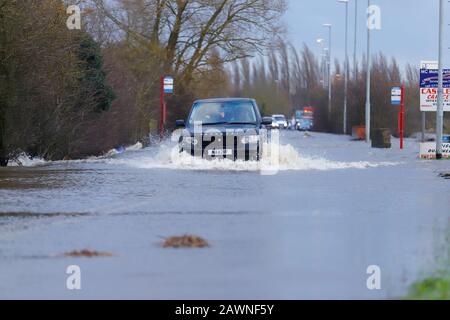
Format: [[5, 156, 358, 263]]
[[420, 61, 450, 112]]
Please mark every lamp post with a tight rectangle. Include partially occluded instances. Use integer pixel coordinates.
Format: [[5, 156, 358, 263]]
[[323, 23, 332, 121], [353, 0, 358, 78], [339, 0, 349, 134], [317, 38, 326, 88], [436, 0, 445, 159], [365, 0, 371, 143], [324, 48, 330, 88]]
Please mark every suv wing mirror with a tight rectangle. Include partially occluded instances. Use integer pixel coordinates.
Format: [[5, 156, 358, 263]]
[[261, 117, 273, 126], [175, 120, 186, 127]]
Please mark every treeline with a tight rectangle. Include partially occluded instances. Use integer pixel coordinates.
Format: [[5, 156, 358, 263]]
[[0, 0, 286, 165], [0, 1, 446, 166], [0, 0, 116, 166]]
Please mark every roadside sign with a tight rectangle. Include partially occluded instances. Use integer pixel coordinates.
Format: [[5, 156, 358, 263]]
[[420, 69, 450, 87], [163, 76, 174, 94], [391, 87, 402, 105], [420, 87, 450, 112], [160, 75, 174, 139], [390, 86, 405, 149], [419, 61, 450, 112], [420, 61, 438, 70], [420, 142, 450, 159]]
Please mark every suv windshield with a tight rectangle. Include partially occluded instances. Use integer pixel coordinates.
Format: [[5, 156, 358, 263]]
[[274, 116, 286, 121], [188, 101, 257, 125]]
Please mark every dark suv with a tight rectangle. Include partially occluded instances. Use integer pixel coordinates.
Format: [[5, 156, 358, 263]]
[[175, 98, 272, 161]]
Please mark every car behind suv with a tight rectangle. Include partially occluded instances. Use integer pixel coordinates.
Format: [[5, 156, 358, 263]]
[[272, 114, 288, 129]]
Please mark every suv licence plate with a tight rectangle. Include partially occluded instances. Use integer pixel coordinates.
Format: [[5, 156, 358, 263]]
[[207, 149, 232, 156]]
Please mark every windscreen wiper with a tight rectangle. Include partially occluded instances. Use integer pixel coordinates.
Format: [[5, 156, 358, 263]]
[[201, 122, 229, 126], [226, 122, 257, 125]]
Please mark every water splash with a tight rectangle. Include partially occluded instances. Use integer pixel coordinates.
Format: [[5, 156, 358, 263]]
[[103, 142, 398, 172], [6, 153, 47, 167], [6, 139, 398, 171]]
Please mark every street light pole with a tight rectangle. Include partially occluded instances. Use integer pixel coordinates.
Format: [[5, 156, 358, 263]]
[[436, 0, 445, 159], [323, 24, 332, 121], [324, 48, 329, 88], [339, 0, 349, 134], [317, 38, 326, 88], [365, 0, 371, 144], [353, 0, 358, 78]]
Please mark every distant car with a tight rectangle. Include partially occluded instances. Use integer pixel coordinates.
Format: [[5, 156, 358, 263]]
[[295, 108, 314, 131], [175, 98, 272, 161], [297, 118, 313, 131], [270, 117, 280, 130], [272, 114, 288, 129]]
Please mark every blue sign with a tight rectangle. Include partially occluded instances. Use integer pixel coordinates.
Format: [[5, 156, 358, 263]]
[[163, 76, 174, 93], [391, 87, 402, 105], [420, 69, 450, 88]]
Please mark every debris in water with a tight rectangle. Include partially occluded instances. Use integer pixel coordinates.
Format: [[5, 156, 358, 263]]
[[162, 235, 210, 248], [439, 172, 450, 180], [62, 249, 114, 258]]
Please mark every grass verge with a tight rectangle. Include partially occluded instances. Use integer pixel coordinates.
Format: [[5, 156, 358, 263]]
[[406, 271, 449, 300]]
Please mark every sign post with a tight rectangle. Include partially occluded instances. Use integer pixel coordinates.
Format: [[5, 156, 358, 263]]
[[391, 86, 404, 149], [419, 60, 449, 159], [160, 76, 174, 139], [400, 85, 405, 150], [160, 76, 164, 139], [436, 0, 445, 159]]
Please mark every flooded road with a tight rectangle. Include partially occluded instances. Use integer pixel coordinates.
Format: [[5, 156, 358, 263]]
[[0, 132, 448, 299]]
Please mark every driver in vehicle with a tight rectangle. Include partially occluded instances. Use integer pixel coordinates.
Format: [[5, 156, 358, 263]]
[[202, 103, 227, 124]]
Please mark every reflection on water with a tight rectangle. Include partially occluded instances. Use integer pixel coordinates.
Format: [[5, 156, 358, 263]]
[[0, 211, 88, 218], [0, 169, 88, 190]]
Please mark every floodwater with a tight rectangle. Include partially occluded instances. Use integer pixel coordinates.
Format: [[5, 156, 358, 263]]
[[0, 132, 448, 299]]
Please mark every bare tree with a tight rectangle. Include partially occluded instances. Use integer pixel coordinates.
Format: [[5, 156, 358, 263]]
[[89, 0, 286, 82], [279, 41, 290, 95]]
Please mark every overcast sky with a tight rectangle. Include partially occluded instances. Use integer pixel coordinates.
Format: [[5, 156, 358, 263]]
[[284, 0, 450, 69]]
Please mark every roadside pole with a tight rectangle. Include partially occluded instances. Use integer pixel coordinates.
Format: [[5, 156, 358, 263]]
[[323, 24, 333, 122], [339, 0, 349, 135], [391, 86, 404, 149], [421, 112, 426, 142], [328, 27, 332, 122], [436, 0, 445, 159], [400, 85, 405, 150], [160, 76, 165, 140], [353, 0, 358, 79], [160, 76, 174, 140], [365, 0, 371, 143]]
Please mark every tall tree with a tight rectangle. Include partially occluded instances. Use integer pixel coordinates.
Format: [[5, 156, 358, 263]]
[[90, 0, 286, 82], [0, 0, 115, 164]]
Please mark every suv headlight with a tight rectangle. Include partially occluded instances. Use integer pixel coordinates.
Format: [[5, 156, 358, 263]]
[[183, 136, 199, 145], [241, 135, 259, 144]]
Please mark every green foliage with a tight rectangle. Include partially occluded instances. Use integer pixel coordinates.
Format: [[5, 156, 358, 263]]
[[0, 1, 116, 163], [406, 273, 450, 300], [76, 34, 115, 112]]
